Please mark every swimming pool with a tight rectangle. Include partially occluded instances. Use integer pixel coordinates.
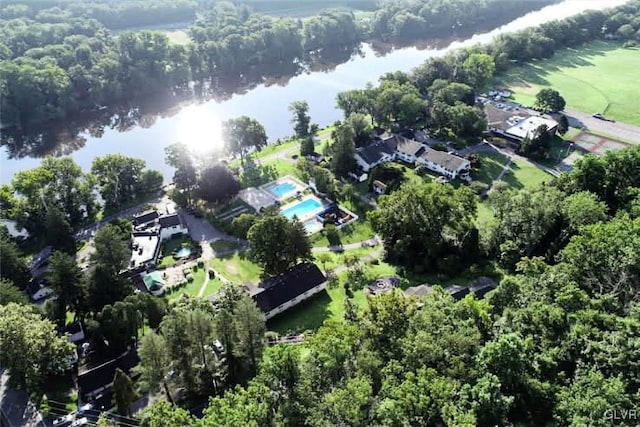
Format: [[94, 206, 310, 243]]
[[175, 247, 192, 258], [266, 181, 297, 198], [281, 198, 323, 220]]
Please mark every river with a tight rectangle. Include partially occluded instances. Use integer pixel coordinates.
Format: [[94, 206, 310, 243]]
[[0, 0, 626, 184]]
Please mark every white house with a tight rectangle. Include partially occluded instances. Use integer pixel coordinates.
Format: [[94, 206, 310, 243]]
[[395, 138, 426, 163], [416, 148, 471, 180], [158, 214, 188, 242], [249, 263, 327, 320], [354, 137, 397, 172]]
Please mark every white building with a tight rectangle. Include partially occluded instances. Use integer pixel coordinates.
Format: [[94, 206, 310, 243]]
[[352, 133, 471, 180], [416, 147, 471, 180], [248, 263, 327, 320], [158, 214, 188, 242], [504, 116, 559, 141]]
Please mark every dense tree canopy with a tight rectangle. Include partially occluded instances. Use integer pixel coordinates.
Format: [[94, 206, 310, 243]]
[[223, 116, 268, 167], [369, 181, 477, 272], [0, 303, 75, 394], [535, 88, 567, 112], [247, 215, 312, 276]]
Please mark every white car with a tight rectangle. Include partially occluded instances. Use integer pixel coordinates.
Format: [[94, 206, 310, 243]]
[[52, 414, 74, 426], [71, 417, 89, 427]]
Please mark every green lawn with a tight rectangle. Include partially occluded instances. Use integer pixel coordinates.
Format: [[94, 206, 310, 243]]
[[504, 159, 552, 190], [158, 236, 195, 268], [310, 220, 375, 248], [471, 151, 510, 186], [499, 41, 640, 125], [210, 252, 263, 284], [476, 200, 496, 227], [167, 266, 207, 301]]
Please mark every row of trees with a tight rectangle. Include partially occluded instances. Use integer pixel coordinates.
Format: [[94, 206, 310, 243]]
[[0, 155, 162, 240], [2, 0, 606, 129]]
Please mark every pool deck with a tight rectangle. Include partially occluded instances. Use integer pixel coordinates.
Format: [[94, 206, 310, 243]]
[[259, 175, 308, 202], [280, 194, 327, 223]]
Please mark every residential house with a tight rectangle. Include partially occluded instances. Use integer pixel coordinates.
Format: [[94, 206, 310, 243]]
[[77, 350, 140, 405], [416, 147, 471, 180], [354, 140, 396, 172], [142, 271, 166, 296], [395, 138, 426, 163], [247, 263, 327, 320], [133, 210, 159, 228], [158, 214, 187, 242], [129, 231, 161, 270], [353, 133, 471, 180], [63, 322, 86, 344]]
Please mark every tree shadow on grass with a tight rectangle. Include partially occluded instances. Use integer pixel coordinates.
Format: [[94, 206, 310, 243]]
[[498, 40, 618, 89], [266, 290, 331, 335]]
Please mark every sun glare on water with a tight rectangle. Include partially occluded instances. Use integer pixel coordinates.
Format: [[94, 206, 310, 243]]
[[175, 106, 225, 154]]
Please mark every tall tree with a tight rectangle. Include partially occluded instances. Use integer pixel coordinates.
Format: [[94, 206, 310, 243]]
[[534, 88, 566, 112], [45, 206, 76, 254], [88, 224, 131, 311], [368, 181, 477, 270], [136, 331, 170, 394], [0, 231, 32, 289], [47, 251, 85, 323], [91, 154, 146, 210], [329, 123, 357, 178], [165, 143, 197, 206], [197, 163, 240, 203], [0, 303, 75, 394], [223, 116, 268, 167], [462, 53, 496, 89], [289, 100, 311, 139], [232, 294, 266, 380], [113, 368, 139, 416], [0, 279, 28, 306], [140, 401, 196, 427], [247, 215, 312, 276]]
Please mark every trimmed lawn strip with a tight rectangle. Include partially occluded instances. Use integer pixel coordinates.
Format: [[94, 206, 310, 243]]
[[471, 151, 510, 186], [167, 266, 206, 301], [210, 253, 262, 284], [210, 240, 242, 252], [310, 220, 375, 248], [505, 159, 552, 190]]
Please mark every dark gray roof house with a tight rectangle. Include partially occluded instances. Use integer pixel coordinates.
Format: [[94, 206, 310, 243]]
[[77, 350, 140, 402], [395, 138, 427, 158], [158, 214, 182, 228], [249, 263, 327, 320], [133, 210, 159, 227], [419, 148, 469, 172]]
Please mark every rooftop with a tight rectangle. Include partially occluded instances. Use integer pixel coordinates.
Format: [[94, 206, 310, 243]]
[[396, 138, 427, 157], [251, 262, 326, 315], [142, 271, 165, 291], [133, 210, 159, 226], [506, 116, 559, 140], [130, 231, 160, 269], [419, 147, 469, 171], [159, 214, 182, 228]]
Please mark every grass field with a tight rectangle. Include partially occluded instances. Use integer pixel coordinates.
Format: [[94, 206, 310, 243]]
[[499, 41, 640, 125]]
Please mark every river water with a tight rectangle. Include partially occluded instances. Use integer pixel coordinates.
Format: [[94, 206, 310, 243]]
[[0, 0, 626, 184]]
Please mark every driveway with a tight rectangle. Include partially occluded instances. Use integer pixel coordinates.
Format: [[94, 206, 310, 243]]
[[563, 109, 640, 145]]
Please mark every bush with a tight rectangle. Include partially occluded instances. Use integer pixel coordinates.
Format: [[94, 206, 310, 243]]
[[470, 181, 489, 195], [193, 265, 199, 272], [186, 275, 194, 283], [208, 269, 215, 279], [197, 259, 205, 268]]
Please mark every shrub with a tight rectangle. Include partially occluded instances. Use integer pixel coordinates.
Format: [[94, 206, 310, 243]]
[[470, 181, 489, 195], [193, 265, 199, 272], [197, 259, 205, 268], [187, 274, 194, 283], [208, 269, 215, 279]]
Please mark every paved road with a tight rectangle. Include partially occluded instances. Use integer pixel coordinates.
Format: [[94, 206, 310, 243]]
[[564, 109, 640, 145]]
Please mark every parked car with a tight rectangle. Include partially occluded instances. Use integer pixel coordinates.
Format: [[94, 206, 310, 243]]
[[71, 417, 89, 427], [76, 403, 94, 415], [52, 414, 74, 426]]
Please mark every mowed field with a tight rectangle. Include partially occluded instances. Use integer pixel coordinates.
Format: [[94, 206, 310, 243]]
[[500, 41, 640, 126]]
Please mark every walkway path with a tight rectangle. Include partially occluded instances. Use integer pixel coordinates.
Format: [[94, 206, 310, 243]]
[[311, 236, 379, 253]]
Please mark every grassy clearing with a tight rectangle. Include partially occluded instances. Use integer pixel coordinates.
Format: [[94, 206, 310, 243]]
[[167, 266, 206, 301], [211, 252, 263, 284], [163, 29, 191, 45], [504, 159, 552, 190], [500, 41, 640, 125], [472, 151, 510, 186], [310, 220, 375, 248]]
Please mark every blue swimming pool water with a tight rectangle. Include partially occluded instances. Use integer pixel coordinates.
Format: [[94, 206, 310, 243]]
[[281, 198, 322, 219], [267, 181, 296, 198], [175, 247, 192, 258]]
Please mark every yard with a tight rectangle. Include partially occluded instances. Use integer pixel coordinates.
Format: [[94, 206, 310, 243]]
[[499, 41, 640, 125], [210, 252, 263, 284], [210, 239, 243, 253], [471, 151, 511, 186], [310, 219, 375, 248], [503, 159, 552, 190], [166, 266, 207, 301], [158, 236, 196, 268]]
